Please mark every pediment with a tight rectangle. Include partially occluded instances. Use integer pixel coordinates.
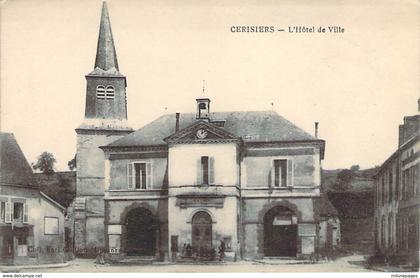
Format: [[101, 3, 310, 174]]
[[164, 120, 239, 144]]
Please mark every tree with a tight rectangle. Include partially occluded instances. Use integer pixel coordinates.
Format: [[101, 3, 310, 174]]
[[334, 169, 355, 191], [350, 165, 360, 171], [68, 155, 76, 171], [32, 152, 56, 174]]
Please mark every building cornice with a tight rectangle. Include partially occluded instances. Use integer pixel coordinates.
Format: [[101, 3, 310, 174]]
[[75, 128, 133, 136], [100, 144, 168, 153]]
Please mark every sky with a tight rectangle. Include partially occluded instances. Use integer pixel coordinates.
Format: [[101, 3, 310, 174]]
[[1, 0, 419, 171]]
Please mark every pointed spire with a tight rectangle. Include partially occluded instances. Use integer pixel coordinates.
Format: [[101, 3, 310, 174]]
[[94, 2, 119, 71]]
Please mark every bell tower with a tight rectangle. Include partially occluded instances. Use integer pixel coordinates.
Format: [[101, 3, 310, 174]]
[[74, 2, 132, 256], [196, 98, 211, 120], [84, 0, 127, 122]]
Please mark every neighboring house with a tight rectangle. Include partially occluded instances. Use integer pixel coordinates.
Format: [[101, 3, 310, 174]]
[[34, 171, 76, 257], [0, 133, 65, 265], [374, 102, 419, 267], [317, 193, 340, 253], [73, 2, 336, 261]]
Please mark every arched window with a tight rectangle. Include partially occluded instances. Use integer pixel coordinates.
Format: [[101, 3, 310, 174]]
[[105, 86, 115, 99], [96, 85, 105, 99]]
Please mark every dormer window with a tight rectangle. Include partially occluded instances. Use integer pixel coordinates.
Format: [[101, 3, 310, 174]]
[[96, 85, 106, 99], [96, 85, 115, 99]]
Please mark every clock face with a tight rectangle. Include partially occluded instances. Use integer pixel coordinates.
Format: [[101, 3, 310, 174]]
[[196, 129, 208, 139]]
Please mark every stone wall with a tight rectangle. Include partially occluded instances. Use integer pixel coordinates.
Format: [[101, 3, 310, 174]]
[[75, 130, 129, 256], [241, 197, 318, 259], [110, 158, 168, 190]]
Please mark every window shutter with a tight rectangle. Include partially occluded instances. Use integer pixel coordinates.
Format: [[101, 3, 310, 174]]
[[23, 203, 29, 223], [209, 157, 215, 185], [270, 161, 274, 187], [196, 158, 202, 185], [287, 160, 293, 186], [5, 201, 11, 223], [146, 163, 152, 189], [127, 163, 133, 189]]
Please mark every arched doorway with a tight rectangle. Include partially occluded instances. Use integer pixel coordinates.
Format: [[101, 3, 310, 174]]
[[125, 207, 157, 256], [264, 206, 298, 257], [191, 211, 212, 252]]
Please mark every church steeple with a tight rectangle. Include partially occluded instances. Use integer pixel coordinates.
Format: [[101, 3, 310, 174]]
[[94, 2, 119, 72], [83, 2, 129, 124]]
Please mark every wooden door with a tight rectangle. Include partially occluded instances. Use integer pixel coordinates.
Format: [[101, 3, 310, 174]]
[[191, 211, 212, 252]]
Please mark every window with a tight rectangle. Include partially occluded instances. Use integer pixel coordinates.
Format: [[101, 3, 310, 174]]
[[105, 86, 115, 99], [274, 160, 287, 187], [17, 234, 27, 245], [202, 156, 209, 184], [128, 162, 152, 189], [381, 177, 385, 205], [96, 85, 105, 99], [381, 216, 386, 248], [13, 203, 24, 222], [388, 172, 393, 202], [0, 201, 5, 223], [44, 217, 59, 235], [403, 169, 409, 200], [96, 85, 115, 99], [272, 159, 293, 187], [196, 156, 214, 185], [388, 214, 393, 248]]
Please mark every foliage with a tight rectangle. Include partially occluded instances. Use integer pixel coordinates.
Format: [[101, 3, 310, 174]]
[[334, 169, 355, 191], [68, 155, 76, 171], [32, 152, 56, 174], [350, 165, 360, 171]]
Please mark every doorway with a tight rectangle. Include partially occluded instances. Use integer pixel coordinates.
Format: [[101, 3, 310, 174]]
[[264, 206, 298, 257], [125, 207, 157, 256], [191, 211, 212, 252]]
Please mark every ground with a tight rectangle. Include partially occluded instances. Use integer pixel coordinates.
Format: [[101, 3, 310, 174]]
[[20, 254, 375, 273]]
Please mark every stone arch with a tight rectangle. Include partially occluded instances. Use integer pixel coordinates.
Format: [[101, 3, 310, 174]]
[[119, 202, 158, 224], [263, 205, 298, 257], [119, 202, 159, 256], [257, 200, 303, 224], [187, 208, 216, 224]]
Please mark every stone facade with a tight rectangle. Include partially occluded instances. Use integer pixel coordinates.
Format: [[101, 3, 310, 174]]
[[100, 122, 326, 260], [75, 2, 336, 261], [74, 2, 133, 256], [0, 133, 66, 265], [374, 107, 419, 266]]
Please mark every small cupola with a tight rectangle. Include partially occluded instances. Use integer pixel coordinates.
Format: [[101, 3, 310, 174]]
[[196, 98, 211, 120]]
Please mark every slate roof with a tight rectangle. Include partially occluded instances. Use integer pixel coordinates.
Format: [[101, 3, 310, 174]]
[[318, 193, 339, 217], [106, 111, 317, 148], [88, 2, 122, 76], [0, 133, 37, 188]]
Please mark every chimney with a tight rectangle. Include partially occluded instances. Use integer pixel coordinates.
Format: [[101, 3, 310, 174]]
[[314, 122, 319, 138], [175, 113, 180, 132]]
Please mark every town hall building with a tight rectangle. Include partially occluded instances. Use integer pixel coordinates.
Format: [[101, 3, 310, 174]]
[[74, 2, 332, 261]]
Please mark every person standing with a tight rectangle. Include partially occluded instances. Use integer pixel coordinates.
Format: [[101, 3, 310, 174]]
[[219, 240, 226, 261]]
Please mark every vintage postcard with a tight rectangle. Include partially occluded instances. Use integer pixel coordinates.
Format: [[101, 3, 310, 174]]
[[0, 0, 418, 276]]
